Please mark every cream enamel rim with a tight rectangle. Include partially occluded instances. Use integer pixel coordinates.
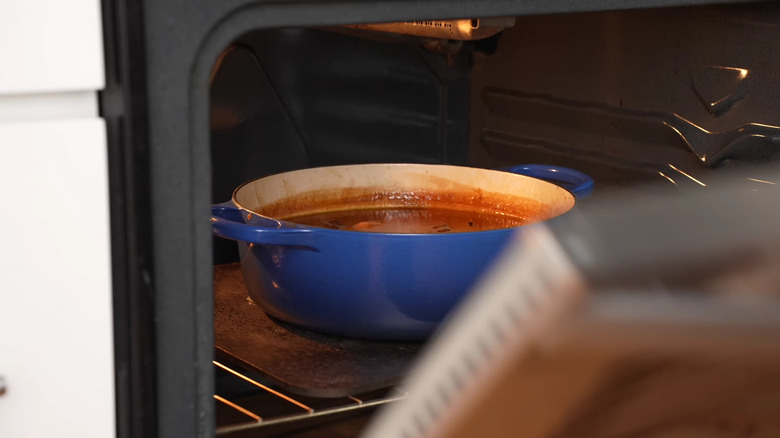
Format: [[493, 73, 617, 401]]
[[231, 163, 576, 234]]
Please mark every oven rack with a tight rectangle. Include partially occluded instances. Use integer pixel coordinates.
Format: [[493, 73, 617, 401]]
[[214, 360, 406, 436]]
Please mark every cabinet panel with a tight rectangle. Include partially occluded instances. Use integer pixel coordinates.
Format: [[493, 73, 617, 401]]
[[0, 0, 104, 95], [0, 119, 114, 438]]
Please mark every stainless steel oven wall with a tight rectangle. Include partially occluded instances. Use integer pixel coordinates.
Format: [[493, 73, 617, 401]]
[[470, 3, 780, 193]]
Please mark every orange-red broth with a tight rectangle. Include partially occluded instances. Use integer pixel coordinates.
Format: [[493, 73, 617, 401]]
[[282, 207, 530, 234]]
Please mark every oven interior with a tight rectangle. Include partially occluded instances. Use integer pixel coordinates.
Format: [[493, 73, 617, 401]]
[[206, 3, 780, 436]]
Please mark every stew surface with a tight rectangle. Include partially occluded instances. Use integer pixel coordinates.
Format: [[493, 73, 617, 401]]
[[282, 207, 530, 233]]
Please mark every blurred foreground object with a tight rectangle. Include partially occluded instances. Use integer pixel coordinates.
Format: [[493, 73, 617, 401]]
[[363, 164, 780, 438]]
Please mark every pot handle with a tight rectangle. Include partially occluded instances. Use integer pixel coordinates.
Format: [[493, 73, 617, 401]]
[[500, 164, 594, 199], [211, 202, 320, 247]]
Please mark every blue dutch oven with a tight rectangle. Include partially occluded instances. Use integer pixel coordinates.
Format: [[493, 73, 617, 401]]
[[212, 163, 592, 340]]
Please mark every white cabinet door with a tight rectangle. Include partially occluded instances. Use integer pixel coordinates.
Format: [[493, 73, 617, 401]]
[[0, 0, 104, 95], [0, 118, 114, 438]]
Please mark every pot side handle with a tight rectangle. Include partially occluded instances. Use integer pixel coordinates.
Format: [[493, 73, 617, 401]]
[[500, 164, 594, 199], [211, 202, 320, 247]]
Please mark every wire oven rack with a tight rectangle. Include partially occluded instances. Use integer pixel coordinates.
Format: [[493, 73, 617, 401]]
[[214, 359, 406, 436], [212, 263, 419, 436]]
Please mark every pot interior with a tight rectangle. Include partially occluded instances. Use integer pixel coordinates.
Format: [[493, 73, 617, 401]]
[[233, 164, 575, 230]]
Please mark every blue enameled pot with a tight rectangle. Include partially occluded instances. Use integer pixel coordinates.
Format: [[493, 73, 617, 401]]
[[211, 163, 592, 340]]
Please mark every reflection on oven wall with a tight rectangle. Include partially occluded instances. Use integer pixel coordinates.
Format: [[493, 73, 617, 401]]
[[470, 4, 780, 192]]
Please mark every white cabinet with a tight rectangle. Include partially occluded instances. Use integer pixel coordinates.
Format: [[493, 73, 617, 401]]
[[0, 1, 113, 437], [0, 0, 104, 95], [0, 119, 115, 438]]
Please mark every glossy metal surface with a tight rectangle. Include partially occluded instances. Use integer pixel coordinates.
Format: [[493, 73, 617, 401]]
[[469, 6, 780, 191], [212, 164, 591, 340]]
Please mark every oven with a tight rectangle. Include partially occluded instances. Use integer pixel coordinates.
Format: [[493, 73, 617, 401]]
[[4, 0, 780, 437]]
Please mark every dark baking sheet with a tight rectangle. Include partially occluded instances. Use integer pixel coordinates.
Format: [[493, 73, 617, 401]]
[[213, 263, 424, 398]]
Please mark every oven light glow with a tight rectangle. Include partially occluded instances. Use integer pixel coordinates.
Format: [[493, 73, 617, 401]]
[[658, 171, 678, 186], [746, 177, 776, 185], [712, 65, 749, 79], [213, 361, 314, 413], [213, 395, 261, 421], [668, 164, 706, 187]]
